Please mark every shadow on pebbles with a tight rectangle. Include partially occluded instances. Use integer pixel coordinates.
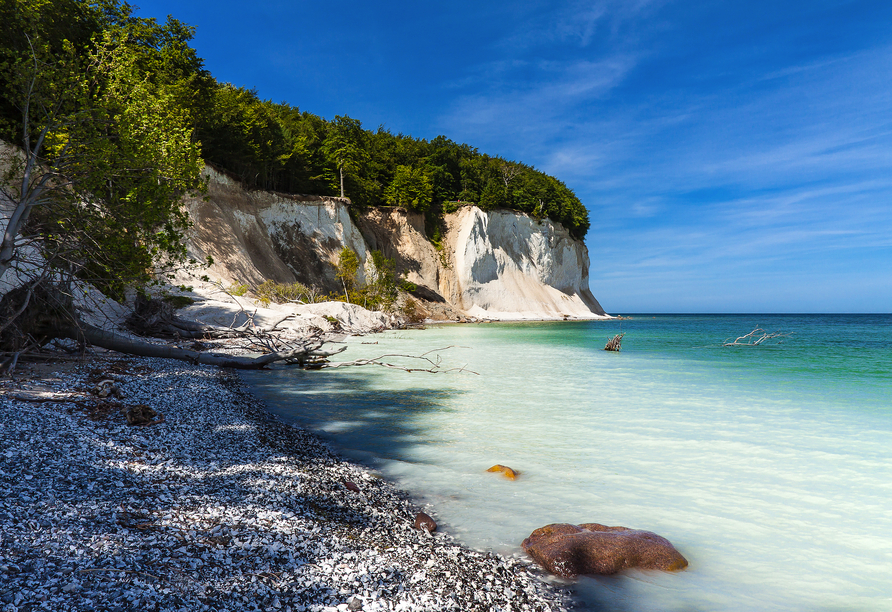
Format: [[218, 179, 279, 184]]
[[0, 355, 571, 612]]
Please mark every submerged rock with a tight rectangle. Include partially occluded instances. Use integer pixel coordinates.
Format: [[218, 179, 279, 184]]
[[413, 512, 437, 533], [522, 523, 688, 578], [486, 464, 519, 480]]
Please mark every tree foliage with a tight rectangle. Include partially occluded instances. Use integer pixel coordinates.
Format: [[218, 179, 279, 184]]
[[332, 247, 402, 312], [385, 165, 433, 212], [0, 5, 205, 300], [365, 250, 399, 311], [194, 102, 592, 237], [321, 115, 368, 198], [335, 246, 360, 299]]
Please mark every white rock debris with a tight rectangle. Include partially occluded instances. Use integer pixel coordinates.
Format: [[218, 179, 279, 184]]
[[0, 356, 571, 611]]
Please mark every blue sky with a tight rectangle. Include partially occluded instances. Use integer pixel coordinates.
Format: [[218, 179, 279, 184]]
[[134, 0, 892, 313]]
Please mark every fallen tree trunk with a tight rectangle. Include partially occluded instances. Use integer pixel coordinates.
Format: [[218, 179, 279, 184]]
[[124, 295, 274, 339], [0, 281, 348, 371], [58, 323, 346, 369]]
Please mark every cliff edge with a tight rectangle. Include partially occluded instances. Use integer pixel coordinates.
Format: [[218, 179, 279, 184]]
[[184, 168, 608, 321]]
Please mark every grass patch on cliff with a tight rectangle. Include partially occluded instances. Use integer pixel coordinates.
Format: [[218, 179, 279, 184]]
[[255, 280, 324, 307]]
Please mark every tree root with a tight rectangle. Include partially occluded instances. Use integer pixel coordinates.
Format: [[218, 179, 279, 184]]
[[604, 333, 624, 351]]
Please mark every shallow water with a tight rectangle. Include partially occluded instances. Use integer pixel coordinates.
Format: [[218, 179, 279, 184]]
[[243, 314, 892, 611]]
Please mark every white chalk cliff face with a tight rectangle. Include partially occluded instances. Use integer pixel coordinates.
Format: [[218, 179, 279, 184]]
[[442, 207, 605, 319], [184, 168, 607, 320]]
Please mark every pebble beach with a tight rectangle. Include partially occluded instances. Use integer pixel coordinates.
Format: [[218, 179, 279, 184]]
[[0, 353, 572, 612]]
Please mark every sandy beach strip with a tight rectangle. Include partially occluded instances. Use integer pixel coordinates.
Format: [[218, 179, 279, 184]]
[[0, 353, 571, 612]]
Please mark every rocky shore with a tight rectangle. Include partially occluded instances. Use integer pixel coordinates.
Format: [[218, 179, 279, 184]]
[[0, 353, 572, 612]]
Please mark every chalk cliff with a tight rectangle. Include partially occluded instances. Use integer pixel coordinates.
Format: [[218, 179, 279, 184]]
[[184, 168, 607, 320], [442, 207, 604, 319]]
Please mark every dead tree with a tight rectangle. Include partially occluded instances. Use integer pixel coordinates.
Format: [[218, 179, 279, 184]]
[[123, 294, 294, 341], [66, 324, 345, 369], [0, 280, 344, 372], [604, 333, 624, 351], [723, 328, 791, 347]]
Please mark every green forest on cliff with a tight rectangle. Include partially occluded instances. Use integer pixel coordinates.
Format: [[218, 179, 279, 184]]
[[0, 0, 590, 239]]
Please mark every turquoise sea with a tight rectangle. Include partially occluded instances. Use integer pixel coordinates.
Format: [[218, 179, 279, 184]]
[[243, 314, 892, 611]]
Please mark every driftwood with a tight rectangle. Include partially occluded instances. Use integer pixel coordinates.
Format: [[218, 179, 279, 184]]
[[0, 281, 345, 371], [604, 333, 625, 351], [323, 346, 477, 374], [7, 390, 85, 403], [723, 328, 792, 347], [58, 323, 346, 369]]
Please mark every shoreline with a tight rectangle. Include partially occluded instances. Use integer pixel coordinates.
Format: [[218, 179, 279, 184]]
[[0, 352, 572, 612]]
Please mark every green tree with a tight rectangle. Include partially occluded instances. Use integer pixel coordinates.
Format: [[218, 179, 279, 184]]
[[478, 178, 507, 211], [198, 84, 288, 189], [321, 115, 367, 198], [335, 246, 360, 301], [366, 250, 398, 311], [0, 26, 204, 299], [0, 0, 130, 140], [1, 1, 592, 246], [384, 165, 433, 212]]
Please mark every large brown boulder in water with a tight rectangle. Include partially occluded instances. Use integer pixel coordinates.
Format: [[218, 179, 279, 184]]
[[522, 523, 688, 578]]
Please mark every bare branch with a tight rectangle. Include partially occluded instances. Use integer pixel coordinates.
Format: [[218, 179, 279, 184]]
[[6, 389, 84, 403], [723, 328, 792, 347], [323, 347, 478, 374], [0, 286, 33, 336], [500, 161, 521, 188], [64, 323, 348, 369]]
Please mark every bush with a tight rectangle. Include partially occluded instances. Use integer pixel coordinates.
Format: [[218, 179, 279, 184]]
[[335, 247, 360, 295], [254, 280, 316, 307], [402, 298, 425, 325], [229, 283, 249, 297], [162, 295, 195, 309], [326, 248, 419, 313]]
